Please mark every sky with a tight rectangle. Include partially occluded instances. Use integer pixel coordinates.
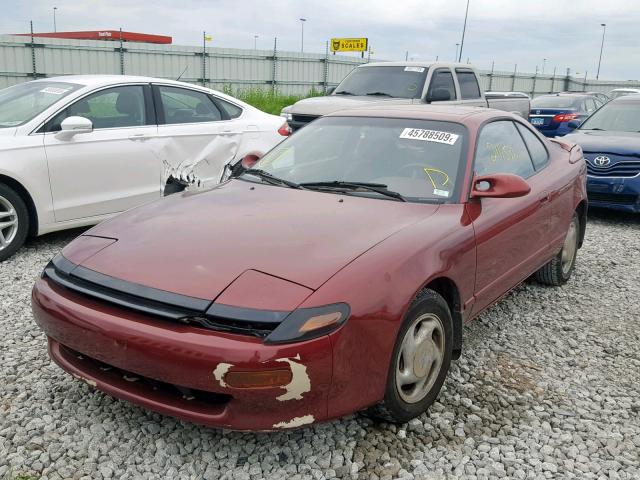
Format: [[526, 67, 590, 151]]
[[1, 0, 639, 80]]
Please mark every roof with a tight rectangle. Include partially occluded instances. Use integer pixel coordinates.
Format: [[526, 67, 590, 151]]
[[610, 88, 640, 92], [611, 93, 640, 102], [32, 74, 198, 88], [359, 61, 474, 69], [325, 104, 513, 125]]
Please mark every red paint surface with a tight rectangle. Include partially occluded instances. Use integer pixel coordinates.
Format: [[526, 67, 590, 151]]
[[31, 108, 587, 430]]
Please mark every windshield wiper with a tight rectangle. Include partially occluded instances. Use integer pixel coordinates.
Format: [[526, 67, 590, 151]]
[[334, 90, 355, 95], [242, 169, 302, 189], [300, 181, 406, 202], [365, 92, 393, 97]]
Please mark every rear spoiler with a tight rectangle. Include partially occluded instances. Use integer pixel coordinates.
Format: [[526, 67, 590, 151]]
[[549, 138, 584, 164]]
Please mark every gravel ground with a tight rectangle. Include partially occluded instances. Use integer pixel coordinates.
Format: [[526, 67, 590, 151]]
[[1, 209, 639, 480]]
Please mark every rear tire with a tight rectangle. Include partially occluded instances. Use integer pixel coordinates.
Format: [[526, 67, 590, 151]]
[[535, 212, 579, 286], [366, 289, 453, 424], [0, 184, 29, 262]]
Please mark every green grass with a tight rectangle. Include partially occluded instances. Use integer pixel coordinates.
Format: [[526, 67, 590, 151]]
[[222, 86, 323, 115]]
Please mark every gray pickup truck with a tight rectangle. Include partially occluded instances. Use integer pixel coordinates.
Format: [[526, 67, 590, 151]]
[[282, 62, 530, 131]]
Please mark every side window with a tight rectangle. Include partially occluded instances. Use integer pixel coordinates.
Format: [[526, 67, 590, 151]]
[[215, 97, 243, 119], [456, 69, 481, 99], [427, 69, 455, 101], [475, 121, 535, 178], [515, 123, 549, 170], [46, 86, 146, 131], [158, 86, 223, 124], [585, 98, 597, 113]]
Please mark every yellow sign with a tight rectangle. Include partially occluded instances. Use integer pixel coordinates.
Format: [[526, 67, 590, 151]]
[[330, 37, 368, 52], [204, 34, 213, 42]]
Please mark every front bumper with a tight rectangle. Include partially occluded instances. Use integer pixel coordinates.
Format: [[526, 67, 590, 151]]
[[32, 277, 332, 431], [586, 175, 640, 213]]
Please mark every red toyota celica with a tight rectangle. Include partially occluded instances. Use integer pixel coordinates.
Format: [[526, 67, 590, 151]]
[[32, 105, 587, 431]]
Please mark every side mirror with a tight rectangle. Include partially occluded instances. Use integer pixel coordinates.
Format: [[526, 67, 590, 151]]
[[326, 87, 336, 95], [567, 120, 580, 130], [470, 173, 531, 199], [56, 116, 93, 140], [426, 88, 451, 103]]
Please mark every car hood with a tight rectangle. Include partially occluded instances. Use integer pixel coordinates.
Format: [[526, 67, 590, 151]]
[[289, 95, 417, 117], [73, 180, 438, 300], [563, 130, 640, 155]]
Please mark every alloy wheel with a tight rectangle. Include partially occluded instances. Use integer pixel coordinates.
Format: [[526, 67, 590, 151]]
[[0, 195, 18, 252]]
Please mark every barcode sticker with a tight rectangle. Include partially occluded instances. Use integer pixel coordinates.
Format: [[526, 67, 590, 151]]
[[399, 128, 459, 145], [404, 67, 425, 73]]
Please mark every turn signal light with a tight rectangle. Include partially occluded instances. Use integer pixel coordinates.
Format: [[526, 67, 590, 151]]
[[224, 369, 292, 388], [553, 113, 578, 123], [299, 311, 343, 332], [278, 122, 291, 136]]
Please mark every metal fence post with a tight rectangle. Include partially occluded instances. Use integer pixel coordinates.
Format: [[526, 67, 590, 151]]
[[488, 61, 494, 91], [201, 32, 207, 87], [323, 41, 329, 94], [119, 28, 124, 75], [272, 37, 278, 92], [551, 66, 556, 93], [531, 68, 538, 97], [30, 21, 37, 80], [583, 71, 588, 91], [511, 64, 517, 91]]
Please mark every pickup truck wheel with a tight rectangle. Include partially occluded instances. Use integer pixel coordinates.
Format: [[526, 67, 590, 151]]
[[365, 289, 453, 424], [0, 184, 29, 262], [535, 213, 579, 286]]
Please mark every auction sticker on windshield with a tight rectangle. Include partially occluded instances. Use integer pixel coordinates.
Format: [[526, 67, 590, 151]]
[[399, 128, 459, 145], [40, 87, 71, 95]]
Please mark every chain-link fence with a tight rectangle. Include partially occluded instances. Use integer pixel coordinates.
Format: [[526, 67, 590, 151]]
[[1, 34, 638, 96]]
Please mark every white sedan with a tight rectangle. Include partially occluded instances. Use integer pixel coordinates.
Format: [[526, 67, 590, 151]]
[[0, 75, 289, 260]]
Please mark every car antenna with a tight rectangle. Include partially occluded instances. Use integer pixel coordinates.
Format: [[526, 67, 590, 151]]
[[176, 65, 188, 81]]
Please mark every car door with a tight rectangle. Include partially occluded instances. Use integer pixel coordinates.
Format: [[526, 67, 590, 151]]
[[454, 69, 486, 107], [468, 120, 551, 315], [153, 84, 242, 188], [424, 68, 458, 104], [43, 84, 160, 222]]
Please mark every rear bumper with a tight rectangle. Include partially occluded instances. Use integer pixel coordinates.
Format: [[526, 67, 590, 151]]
[[32, 277, 332, 431], [587, 175, 640, 213]]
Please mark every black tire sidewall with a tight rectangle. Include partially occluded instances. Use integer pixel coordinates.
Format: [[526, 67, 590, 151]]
[[0, 184, 29, 262], [382, 290, 453, 423]]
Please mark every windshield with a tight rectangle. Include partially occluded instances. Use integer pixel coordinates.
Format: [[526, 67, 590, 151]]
[[580, 100, 640, 132], [531, 96, 581, 109], [246, 116, 467, 202], [0, 81, 81, 128], [334, 66, 428, 99]]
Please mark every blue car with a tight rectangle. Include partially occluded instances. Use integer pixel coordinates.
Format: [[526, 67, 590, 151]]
[[529, 93, 605, 137], [564, 94, 640, 213]]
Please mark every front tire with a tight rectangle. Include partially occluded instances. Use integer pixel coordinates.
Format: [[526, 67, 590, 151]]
[[535, 212, 580, 286], [0, 184, 29, 262], [367, 289, 453, 423]]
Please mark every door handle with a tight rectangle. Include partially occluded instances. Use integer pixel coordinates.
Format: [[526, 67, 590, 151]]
[[128, 133, 148, 141], [539, 192, 551, 203]]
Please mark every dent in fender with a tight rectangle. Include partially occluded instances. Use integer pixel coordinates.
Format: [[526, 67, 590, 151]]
[[212, 362, 233, 387], [273, 414, 315, 429], [275, 354, 311, 401]]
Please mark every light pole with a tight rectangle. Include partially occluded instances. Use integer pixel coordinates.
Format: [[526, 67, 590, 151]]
[[542, 58, 547, 74], [596, 23, 606, 80], [254, 34, 258, 50], [53, 7, 57, 32], [458, 0, 470, 62], [299, 18, 307, 53], [455, 43, 459, 62]]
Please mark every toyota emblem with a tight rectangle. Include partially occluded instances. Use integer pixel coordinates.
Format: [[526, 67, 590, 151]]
[[593, 155, 611, 167]]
